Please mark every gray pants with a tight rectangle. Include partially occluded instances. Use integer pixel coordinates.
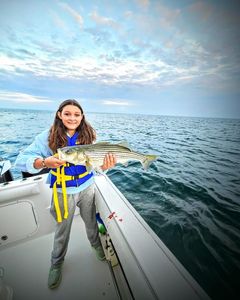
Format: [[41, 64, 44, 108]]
[[50, 184, 100, 266]]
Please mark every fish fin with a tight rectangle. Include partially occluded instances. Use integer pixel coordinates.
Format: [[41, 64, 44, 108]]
[[95, 140, 131, 150], [141, 155, 157, 170], [94, 141, 111, 145], [86, 165, 93, 173], [117, 141, 131, 150]]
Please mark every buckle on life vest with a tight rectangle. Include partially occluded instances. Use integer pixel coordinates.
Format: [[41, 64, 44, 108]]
[[72, 175, 80, 181]]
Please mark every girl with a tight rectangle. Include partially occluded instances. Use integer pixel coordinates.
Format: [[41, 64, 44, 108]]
[[15, 99, 116, 289]]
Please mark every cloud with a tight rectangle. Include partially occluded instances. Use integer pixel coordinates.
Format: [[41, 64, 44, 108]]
[[188, 1, 214, 22], [135, 0, 150, 9], [58, 2, 84, 28], [124, 10, 133, 18], [131, 1, 180, 35], [0, 91, 53, 103], [155, 2, 181, 27], [185, 1, 240, 53], [50, 10, 75, 38], [102, 100, 133, 106], [16, 49, 36, 57], [85, 27, 115, 47], [89, 10, 120, 30], [0, 49, 233, 90]]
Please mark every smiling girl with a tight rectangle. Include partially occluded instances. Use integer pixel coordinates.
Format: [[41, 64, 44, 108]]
[[15, 99, 116, 289]]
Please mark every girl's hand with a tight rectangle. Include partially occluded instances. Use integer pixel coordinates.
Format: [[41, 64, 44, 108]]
[[44, 156, 66, 168], [101, 153, 117, 171]]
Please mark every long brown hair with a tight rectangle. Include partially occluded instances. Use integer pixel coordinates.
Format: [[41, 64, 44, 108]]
[[48, 99, 96, 153]]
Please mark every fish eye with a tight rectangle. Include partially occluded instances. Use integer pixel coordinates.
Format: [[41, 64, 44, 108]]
[[66, 149, 73, 154]]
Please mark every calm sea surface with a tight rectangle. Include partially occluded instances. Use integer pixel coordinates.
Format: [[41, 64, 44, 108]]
[[0, 108, 240, 299]]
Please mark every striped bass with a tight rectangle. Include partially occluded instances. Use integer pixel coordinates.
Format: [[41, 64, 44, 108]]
[[57, 141, 157, 171]]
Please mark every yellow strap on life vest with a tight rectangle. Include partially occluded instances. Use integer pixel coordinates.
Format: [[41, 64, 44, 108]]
[[50, 170, 89, 180], [61, 166, 68, 219], [56, 167, 61, 184], [51, 166, 89, 223], [53, 180, 63, 223]]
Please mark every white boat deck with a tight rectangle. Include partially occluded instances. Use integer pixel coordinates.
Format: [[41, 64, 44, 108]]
[[0, 172, 211, 300], [0, 214, 119, 300]]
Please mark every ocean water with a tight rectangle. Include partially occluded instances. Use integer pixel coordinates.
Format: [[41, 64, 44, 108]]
[[0, 108, 240, 299]]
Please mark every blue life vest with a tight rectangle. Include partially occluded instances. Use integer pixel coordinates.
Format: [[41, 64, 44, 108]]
[[49, 132, 93, 189]]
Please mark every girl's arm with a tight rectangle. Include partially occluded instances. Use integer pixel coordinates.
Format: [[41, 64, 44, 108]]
[[15, 129, 53, 174], [33, 156, 65, 169]]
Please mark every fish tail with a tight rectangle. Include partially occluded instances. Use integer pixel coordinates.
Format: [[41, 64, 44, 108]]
[[142, 155, 157, 170]]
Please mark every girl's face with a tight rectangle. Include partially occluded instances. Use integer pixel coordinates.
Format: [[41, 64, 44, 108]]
[[58, 105, 83, 134]]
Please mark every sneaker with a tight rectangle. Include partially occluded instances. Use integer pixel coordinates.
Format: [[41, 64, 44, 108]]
[[48, 263, 63, 289], [93, 245, 106, 261]]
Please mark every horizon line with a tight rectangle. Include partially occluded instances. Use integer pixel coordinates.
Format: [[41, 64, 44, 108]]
[[0, 106, 239, 120]]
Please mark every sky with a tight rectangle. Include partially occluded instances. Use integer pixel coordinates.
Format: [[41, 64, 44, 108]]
[[0, 0, 239, 118]]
